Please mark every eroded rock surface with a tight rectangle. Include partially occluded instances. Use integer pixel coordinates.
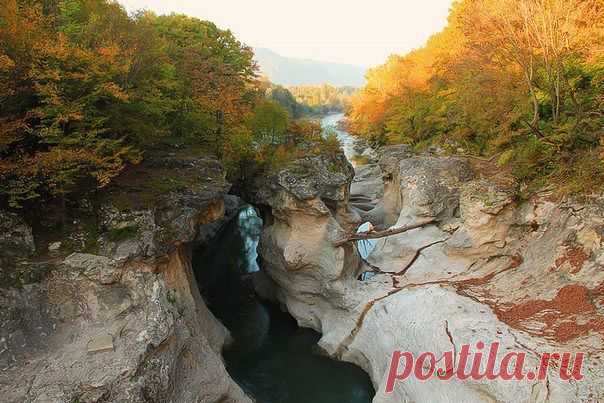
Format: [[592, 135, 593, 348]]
[[253, 146, 604, 403], [0, 156, 250, 403]]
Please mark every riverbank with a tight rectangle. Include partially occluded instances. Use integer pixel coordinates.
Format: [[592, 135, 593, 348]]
[[249, 140, 604, 402], [321, 113, 378, 167], [193, 206, 374, 403]]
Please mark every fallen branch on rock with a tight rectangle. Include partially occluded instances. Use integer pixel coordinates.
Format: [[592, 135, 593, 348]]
[[332, 218, 437, 247]]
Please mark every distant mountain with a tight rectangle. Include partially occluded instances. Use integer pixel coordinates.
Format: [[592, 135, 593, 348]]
[[254, 48, 366, 87]]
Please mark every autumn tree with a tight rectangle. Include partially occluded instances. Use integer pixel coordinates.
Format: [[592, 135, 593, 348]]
[[288, 84, 355, 114], [0, 0, 260, 208], [264, 83, 307, 118], [348, 0, 604, 194], [153, 14, 258, 154]]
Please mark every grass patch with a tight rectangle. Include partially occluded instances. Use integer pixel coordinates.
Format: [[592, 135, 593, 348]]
[[105, 166, 200, 211]]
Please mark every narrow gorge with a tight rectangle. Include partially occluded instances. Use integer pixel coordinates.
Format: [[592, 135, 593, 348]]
[[240, 114, 604, 402], [2, 113, 604, 402], [3, 0, 604, 401]]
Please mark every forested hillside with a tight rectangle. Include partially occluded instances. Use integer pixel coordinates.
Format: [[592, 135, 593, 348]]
[[289, 84, 355, 115], [0, 0, 334, 210], [263, 83, 355, 117], [348, 0, 604, 195]]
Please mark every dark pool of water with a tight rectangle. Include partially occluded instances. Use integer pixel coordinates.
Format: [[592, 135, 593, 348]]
[[193, 206, 375, 403]]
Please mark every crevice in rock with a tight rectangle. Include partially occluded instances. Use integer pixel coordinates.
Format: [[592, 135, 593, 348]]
[[334, 287, 406, 359], [321, 197, 339, 217], [395, 239, 448, 276], [337, 251, 514, 360], [453, 254, 523, 297], [507, 329, 541, 360], [444, 320, 457, 369]]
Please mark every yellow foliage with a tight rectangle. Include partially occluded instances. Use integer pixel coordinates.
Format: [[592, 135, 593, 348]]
[[101, 82, 129, 101], [347, 0, 604, 195]]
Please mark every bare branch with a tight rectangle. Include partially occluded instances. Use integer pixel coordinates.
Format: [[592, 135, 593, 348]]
[[332, 218, 437, 247]]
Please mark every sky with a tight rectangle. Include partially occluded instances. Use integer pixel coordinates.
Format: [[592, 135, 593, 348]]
[[119, 0, 454, 68]]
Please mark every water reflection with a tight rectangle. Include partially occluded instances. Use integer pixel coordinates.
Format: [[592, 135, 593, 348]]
[[193, 205, 375, 403]]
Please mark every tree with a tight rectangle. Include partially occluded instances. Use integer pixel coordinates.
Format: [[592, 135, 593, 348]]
[[0, 1, 261, 208], [347, 0, 604, 195], [153, 14, 259, 153], [249, 100, 289, 146], [265, 83, 304, 118]]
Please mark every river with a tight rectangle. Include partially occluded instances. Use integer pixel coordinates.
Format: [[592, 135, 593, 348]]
[[321, 113, 358, 162], [192, 114, 374, 403]]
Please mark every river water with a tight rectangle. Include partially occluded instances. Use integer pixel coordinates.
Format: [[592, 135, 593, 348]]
[[321, 113, 358, 161], [322, 114, 378, 263], [193, 205, 374, 403]]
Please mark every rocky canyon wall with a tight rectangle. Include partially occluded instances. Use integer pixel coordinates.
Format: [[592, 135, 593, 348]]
[[252, 146, 604, 403], [0, 156, 250, 403]]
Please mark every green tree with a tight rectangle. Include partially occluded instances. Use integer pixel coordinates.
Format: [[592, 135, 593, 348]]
[[250, 100, 289, 146], [152, 14, 258, 153]]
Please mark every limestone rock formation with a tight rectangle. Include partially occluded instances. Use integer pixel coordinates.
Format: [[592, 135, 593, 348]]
[[254, 146, 604, 403], [0, 156, 250, 403]]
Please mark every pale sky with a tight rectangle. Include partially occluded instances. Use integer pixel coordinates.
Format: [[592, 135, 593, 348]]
[[119, 0, 454, 68]]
